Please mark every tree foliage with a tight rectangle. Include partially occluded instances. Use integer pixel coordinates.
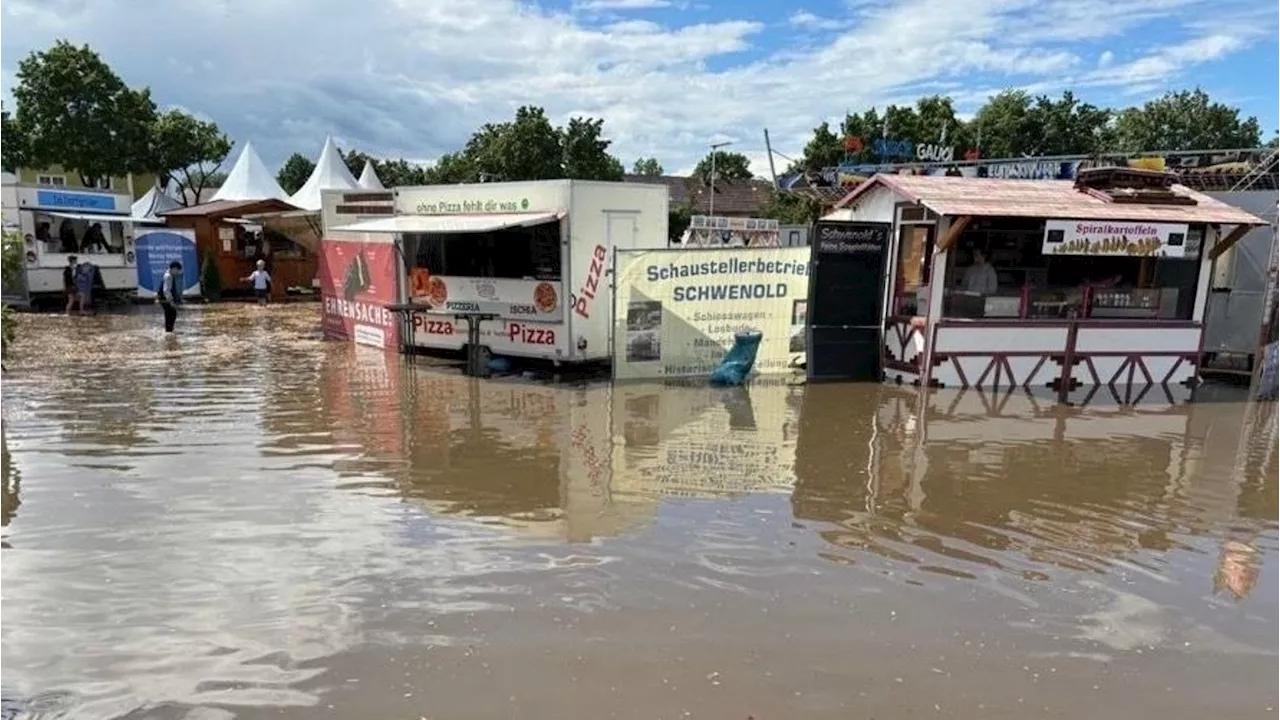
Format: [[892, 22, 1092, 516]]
[[276, 153, 316, 194], [694, 150, 754, 182], [1, 109, 27, 173], [1112, 89, 1263, 152], [1, 230, 23, 362], [340, 150, 428, 187], [632, 157, 664, 176], [410, 105, 626, 184], [6, 41, 156, 185], [149, 109, 233, 205]]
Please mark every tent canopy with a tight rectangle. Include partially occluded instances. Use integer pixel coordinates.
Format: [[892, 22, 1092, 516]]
[[357, 161, 385, 190], [211, 141, 290, 203], [288, 135, 358, 211], [132, 183, 183, 222]]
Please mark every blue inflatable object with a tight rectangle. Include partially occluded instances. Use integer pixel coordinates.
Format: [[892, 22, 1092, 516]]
[[709, 330, 763, 386], [1257, 341, 1278, 400]]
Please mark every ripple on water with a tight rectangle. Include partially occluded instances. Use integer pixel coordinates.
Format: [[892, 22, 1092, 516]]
[[1, 306, 1277, 718]]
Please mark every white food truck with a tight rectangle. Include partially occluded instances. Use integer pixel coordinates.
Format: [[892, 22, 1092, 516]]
[[326, 180, 668, 363], [9, 185, 143, 297]]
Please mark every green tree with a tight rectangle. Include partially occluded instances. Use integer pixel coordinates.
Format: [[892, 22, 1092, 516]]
[[340, 150, 429, 187], [1, 230, 24, 364], [632, 157, 664, 176], [1113, 88, 1263, 152], [794, 121, 844, 172], [970, 90, 1036, 158], [7, 41, 156, 185], [668, 203, 693, 243], [562, 117, 624, 181], [1, 107, 27, 172], [1024, 91, 1113, 156], [758, 191, 825, 225], [149, 109, 233, 205], [694, 150, 754, 182], [420, 106, 626, 184], [276, 152, 316, 194]]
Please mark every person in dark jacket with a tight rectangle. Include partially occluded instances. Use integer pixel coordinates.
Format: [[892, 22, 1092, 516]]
[[156, 260, 184, 333], [63, 255, 82, 315], [58, 219, 78, 253]]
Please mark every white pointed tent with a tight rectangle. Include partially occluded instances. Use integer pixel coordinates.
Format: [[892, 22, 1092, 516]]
[[357, 160, 385, 190], [131, 183, 183, 223], [211, 141, 290, 203], [287, 136, 358, 211]]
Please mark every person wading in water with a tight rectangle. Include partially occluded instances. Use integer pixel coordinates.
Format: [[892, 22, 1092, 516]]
[[156, 260, 184, 333]]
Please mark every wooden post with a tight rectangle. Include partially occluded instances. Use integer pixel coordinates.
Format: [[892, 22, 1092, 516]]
[[934, 215, 972, 254]]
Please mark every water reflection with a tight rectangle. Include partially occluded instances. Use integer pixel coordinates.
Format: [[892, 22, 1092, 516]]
[[1, 307, 1276, 719]]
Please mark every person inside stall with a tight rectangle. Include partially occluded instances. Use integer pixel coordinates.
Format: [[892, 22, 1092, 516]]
[[82, 222, 110, 253], [961, 247, 999, 295], [35, 222, 55, 251], [58, 219, 79, 253]]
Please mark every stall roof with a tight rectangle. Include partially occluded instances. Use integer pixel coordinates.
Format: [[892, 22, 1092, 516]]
[[131, 183, 183, 222], [332, 211, 563, 234], [163, 198, 297, 220], [47, 211, 132, 223], [835, 174, 1269, 226]]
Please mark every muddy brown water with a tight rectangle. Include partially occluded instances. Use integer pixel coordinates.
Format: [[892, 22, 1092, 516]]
[[1, 304, 1276, 719]]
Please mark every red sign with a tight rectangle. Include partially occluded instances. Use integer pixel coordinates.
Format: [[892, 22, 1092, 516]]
[[319, 239, 400, 350]]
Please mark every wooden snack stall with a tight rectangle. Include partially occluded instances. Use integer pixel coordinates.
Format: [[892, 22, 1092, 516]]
[[825, 168, 1269, 404]]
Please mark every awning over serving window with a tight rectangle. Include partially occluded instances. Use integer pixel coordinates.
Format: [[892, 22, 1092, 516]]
[[331, 211, 563, 234], [46, 211, 133, 223]]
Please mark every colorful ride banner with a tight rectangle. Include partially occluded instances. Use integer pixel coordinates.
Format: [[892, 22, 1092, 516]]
[[612, 246, 811, 380], [318, 238, 401, 350], [135, 229, 200, 298]]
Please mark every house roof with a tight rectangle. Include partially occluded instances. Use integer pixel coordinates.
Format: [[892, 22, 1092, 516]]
[[162, 198, 297, 219], [623, 173, 773, 216], [835, 174, 1268, 226]]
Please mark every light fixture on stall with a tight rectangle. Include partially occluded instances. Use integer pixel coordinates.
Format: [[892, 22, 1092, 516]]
[[708, 141, 734, 220]]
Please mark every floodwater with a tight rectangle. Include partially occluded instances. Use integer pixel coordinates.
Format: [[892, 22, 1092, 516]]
[[1, 304, 1276, 720]]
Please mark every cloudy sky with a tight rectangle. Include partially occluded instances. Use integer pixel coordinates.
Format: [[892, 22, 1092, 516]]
[[1, 0, 1276, 177]]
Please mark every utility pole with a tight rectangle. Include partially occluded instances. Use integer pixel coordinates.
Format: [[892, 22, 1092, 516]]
[[763, 130, 779, 188]]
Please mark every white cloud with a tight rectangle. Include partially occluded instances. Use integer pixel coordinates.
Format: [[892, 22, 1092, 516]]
[[788, 10, 848, 32], [574, 0, 671, 10], [1098, 51, 1115, 68], [0, 0, 1267, 178]]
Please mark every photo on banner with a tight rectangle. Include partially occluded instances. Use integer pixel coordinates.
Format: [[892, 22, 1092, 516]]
[[612, 246, 812, 380], [318, 237, 401, 350]]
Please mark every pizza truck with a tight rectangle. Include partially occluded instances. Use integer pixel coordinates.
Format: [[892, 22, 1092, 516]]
[[326, 180, 668, 363]]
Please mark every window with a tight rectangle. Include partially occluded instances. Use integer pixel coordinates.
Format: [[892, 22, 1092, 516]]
[[36, 174, 67, 187], [407, 220, 562, 280], [941, 217, 1204, 321], [34, 213, 124, 254], [892, 224, 934, 315]]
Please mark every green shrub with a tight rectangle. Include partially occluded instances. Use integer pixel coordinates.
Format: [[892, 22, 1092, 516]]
[[200, 250, 222, 302]]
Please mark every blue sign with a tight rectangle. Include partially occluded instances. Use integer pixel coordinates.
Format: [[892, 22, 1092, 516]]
[[35, 189, 117, 212], [135, 230, 200, 297]]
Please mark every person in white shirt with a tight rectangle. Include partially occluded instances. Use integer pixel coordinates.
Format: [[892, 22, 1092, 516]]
[[243, 260, 272, 304], [962, 248, 999, 295], [156, 260, 183, 333]]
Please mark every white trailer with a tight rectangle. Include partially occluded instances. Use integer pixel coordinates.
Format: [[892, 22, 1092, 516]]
[[328, 180, 668, 363], [10, 186, 142, 297]]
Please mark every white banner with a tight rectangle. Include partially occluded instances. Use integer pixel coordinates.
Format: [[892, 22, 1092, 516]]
[[612, 246, 811, 380], [1043, 219, 1190, 258]]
